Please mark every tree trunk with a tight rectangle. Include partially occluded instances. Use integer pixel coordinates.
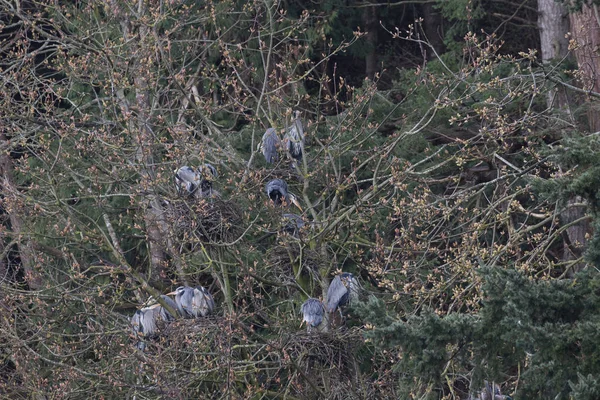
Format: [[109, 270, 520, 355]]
[[570, 3, 600, 131], [422, 3, 445, 59], [363, 4, 378, 80], [538, 0, 590, 271], [0, 134, 41, 289], [538, 0, 570, 108], [560, 4, 599, 271], [111, 2, 171, 287], [561, 197, 589, 274], [539, 0, 569, 61]]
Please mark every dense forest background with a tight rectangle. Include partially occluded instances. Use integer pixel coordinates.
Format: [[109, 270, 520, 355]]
[[2, 0, 600, 398]]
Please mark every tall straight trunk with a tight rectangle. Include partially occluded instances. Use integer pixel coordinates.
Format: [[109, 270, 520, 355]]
[[561, 197, 588, 266], [363, 4, 378, 80], [570, 3, 600, 131], [539, 0, 569, 62], [111, 2, 171, 287], [134, 72, 169, 285], [538, 0, 570, 108], [554, 3, 597, 271], [0, 134, 41, 289], [422, 3, 445, 59]]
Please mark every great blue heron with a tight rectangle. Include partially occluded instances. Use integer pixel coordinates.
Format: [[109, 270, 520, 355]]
[[469, 381, 508, 400], [326, 272, 359, 314], [284, 110, 304, 161], [175, 166, 198, 194], [261, 127, 281, 164], [265, 179, 302, 210], [175, 163, 218, 198], [168, 286, 215, 318], [300, 298, 325, 332], [130, 295, 178, 350], [282, 213, 305, 236], [197, 163, 218, 196]]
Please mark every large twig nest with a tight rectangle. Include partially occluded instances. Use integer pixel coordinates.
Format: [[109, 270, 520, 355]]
[[266, 244, 321, 285], [166, 197, 243, 245], [261, 165, 301, 184], [130, 316, 244, 397], [161, 315, 227, 345], [280, 328, 367, 399], [283, 328, 363, 369], [130, 317, 372, 399]]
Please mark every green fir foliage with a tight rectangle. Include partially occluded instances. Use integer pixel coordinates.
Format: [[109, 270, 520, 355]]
[[357, 267, 600, 399]]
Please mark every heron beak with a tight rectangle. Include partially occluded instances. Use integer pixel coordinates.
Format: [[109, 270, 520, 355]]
[[299, 320, 305, 328], [290, 196, 303, 212], [166, 291, 176, 296]]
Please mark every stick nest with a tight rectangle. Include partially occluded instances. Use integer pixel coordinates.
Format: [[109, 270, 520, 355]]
[[280, 327, 368, 399], [167, 197, 243, 244], [266, 244, 321, 284], [161, 315, 228, 345], [284, 327, 363, 367]]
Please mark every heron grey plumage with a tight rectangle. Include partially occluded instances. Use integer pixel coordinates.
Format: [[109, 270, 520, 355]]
[[300, 298, 325, 332], [130, 295, 177, 350], [265, 179, 302, 210], [282, 213, 305, 236], [326, 272, 359, 313], [468, 381, 508, 400], [169, 286, 215, 318], [175, 164, 218, 198], [284, 111, 304, 161], [197, 163, 218, 196], [156, 294, 178, 322], [175, 166, 199, 194], [131, 308, 156, 351], [261, 128, 281, 164]]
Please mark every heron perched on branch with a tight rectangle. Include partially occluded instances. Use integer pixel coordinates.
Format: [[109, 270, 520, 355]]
[[175, 163, 218, 198], [265, 179, 302, 210], [168, 286, 215, 318], [284, 110, 304, 161], [326, 272, 359, 314], [260, 111, 305, 164], [261, 128, 281, 164], [300, 298, 325, 332], [130, 295, 178, 350], [469, 381, 509, 400], [282, 213, 305, 236]]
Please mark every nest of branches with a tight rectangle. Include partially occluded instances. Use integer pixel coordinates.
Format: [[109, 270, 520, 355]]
[[161, 315, 228, 345], [125, 316, 234, 397], [135, 318, 372, 398], [261, 164, 302, 184], [284, 328, 363, 368], [167, 197, 243, 245], [266, 244, 321, 285], [280, 328, 368, 399]]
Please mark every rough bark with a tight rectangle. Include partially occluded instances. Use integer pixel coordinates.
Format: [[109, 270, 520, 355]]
[[539, 0, 569, 61], [363, 4, 378, 80], [422, 2, 445, 59], [110, 2, 171, 287], [561, 4, 598, 270], [561, 197, 589, 273], [134, 71, 170, 285], [0, 134, 41, 289], [538, 0, 570, 108], [570, 3, 600, 131]]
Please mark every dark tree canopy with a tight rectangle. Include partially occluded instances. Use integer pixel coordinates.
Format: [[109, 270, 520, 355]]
[[1, 0, 600, 399]]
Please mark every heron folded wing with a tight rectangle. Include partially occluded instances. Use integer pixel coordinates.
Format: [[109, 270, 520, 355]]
[[326, 275, 349, 313]]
